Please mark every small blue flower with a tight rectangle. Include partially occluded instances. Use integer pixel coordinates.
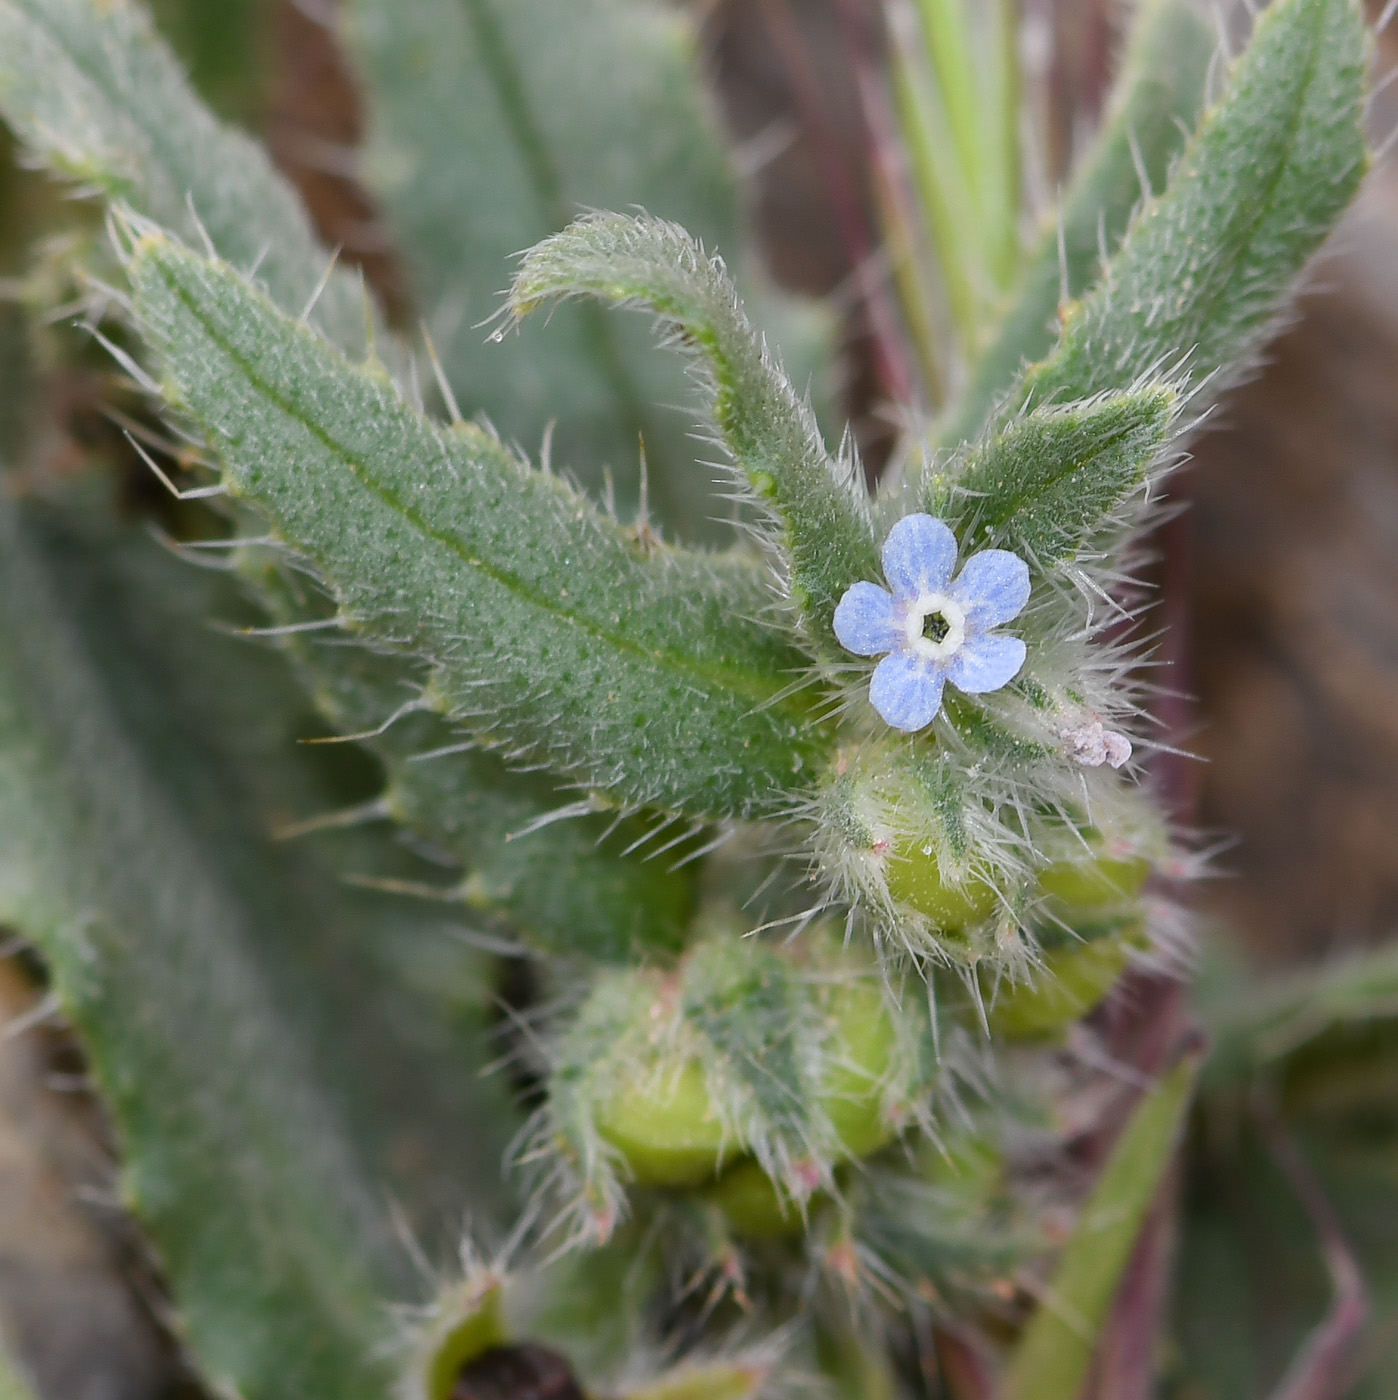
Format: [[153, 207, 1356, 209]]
[[834, 514, 1030, 731]]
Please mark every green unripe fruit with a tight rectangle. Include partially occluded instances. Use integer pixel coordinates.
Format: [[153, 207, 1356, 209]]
[[817, 743, 1007, 957], [704, 1159, 806, 1238], [1038, 852, 1150, 911], [702, 987, 900, 1238], [594, 1061, 728, 1187], [581, 951, 912, 1196], [884, 839, 999, 932], [988, 923, 1147, 1039]]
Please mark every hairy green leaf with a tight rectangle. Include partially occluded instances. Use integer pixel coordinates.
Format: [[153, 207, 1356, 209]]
[[0, 0, 763, 938], [511, 213, 879, 651], [1011, 0, 1368, 427], [128, 232, 828, 819], [0, 495, 409, 1400], [0, 0, 704, 954], [254, 563, 696, 961], [0, 0, 372, 356], [83, 527, 520, 1244], [341, 0, 752, 536], [944, 0, 1216, 444], [938, 386, 1178, 569]]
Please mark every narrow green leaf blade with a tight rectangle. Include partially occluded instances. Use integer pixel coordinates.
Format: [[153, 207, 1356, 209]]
[[341, 0, 749, 535], [943, 0, 1216, 444], [511, 213, 879, 651], [0, 0, 372, 355], [0, 496, 402, 1400], [0, 1346, 34, 1400], [1014, 0, 1368, 426], [128, 232, 827, 819], [939, 386, 1178, 569], [1000, 1049, 1201, 1400], [1201, 943, 1398, 1084]]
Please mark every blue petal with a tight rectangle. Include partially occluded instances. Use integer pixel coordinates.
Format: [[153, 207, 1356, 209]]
[[869, 651, 946, 731], [952, 549, 1030, 629], [833, 581, 903, 657], [946, 634, 1026, 694], [881, 514, 957, 598]]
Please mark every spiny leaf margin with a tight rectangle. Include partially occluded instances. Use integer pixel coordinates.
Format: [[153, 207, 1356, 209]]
[[510, 211, 879, 652], [125, 227, 831, 820]]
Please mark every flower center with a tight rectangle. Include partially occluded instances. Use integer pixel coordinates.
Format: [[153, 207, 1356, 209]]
[[905, 592, 966, 662]]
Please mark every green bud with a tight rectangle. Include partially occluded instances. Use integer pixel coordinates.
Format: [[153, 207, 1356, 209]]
[[815, 740, 1018, 963], [884, 841, 999, 937], [594, 1059, 728, 1188], [704, 1158, 806, 1238], [551, 933, 933, 1212], [1037, 852, 1150, 912], [817, 978, 904, 1159], [989, 923, 1148, 1039]]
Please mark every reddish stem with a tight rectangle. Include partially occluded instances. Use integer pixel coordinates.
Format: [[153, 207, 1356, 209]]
[[1254, 1101, 1369, 1400], [755, 0, 919, 408]]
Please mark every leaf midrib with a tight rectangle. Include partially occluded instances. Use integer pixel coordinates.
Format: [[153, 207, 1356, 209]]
[[971, 418, 1149, 533], [154, 255, 806, 720]]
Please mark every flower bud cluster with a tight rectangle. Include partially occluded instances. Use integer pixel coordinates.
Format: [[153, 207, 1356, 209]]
[[530, 925, 938, 1246]]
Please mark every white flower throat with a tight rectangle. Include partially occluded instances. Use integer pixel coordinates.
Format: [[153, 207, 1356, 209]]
[[905, 591, 966, 663]]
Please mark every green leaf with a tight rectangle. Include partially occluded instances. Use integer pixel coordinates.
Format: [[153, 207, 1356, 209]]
[[383, 739, 697, 960], [1202, 943, 1398, 1081], [1000, 1048, 1201, 1400], [253, 564, 696, 961], [340, 0, 754, 538], [128, 232, 828, 820], [511, 213, 879, 651], [0, 494, 408, 1400], [1008, 0, 1368, 429], [943, 0, 1216, 444], [0, 0, 373, 358], [0, 1346, 34, 1400], [0, 0, 705, 955], [937, 385, 1178, 569], [888, 0, 1021, 360], [74, 523, 520, 1246], [0, 0, 794, 937]]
